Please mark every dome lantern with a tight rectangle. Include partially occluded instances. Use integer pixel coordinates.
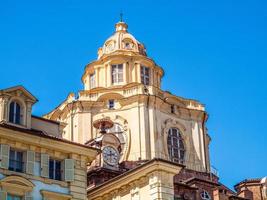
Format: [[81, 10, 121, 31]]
[[97, 21, 147, 59], [115, 21, 128, 32]]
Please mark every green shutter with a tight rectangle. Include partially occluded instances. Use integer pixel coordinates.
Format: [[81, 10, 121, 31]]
[[24, 192, 33, 200], [26, 151, 35, 175], [0, 191, 7, 200], [64, 159, 74, 182], [40, 154, 49, 178], [0, 144, 10, 169]]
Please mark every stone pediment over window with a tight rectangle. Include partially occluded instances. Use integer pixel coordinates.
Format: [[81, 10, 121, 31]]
[[0, 85, 38, 103], [0, 175, 34, 196]]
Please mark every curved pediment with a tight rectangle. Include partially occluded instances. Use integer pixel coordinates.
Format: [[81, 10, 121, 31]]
[[163, 118, 187, 132], [97, 92, 124, 101], [0, 175, 34, 192]]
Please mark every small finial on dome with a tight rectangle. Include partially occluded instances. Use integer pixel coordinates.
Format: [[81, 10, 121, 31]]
[[115, 11, 128, 32], [120, 11, 123, 22]]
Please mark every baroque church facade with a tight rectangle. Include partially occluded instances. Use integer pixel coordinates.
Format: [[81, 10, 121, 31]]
[[45, 20, 210, 174], [0, 20, 266, 200]]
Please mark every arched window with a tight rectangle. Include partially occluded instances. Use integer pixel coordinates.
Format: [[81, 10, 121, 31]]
[[167, 128, 185, 164], [9, 101, 21, 124], [200, 190, 211, 200], [122, 39, 134, 50]]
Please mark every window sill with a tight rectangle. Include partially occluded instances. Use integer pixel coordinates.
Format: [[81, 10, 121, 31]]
[[5, 122, 27, 129], [41, 190, 72, 200], [0, 168, 68, 188], [111, 83, 124, 87]]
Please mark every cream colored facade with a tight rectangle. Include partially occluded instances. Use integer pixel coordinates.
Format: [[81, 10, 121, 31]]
[[87, 159, 183, 200], [0, 86, 98, 199], [45, 21, 211, 173]]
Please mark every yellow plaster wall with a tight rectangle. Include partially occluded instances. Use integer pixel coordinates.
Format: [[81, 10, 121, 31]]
[[31, 117, 61, 137]]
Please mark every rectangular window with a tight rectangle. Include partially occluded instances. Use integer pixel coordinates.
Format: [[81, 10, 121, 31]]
[[9, 149, 24, 172], [141, 66, 150, 85], [171, 105, 175, 114], [90, 72, 96, 89], [49, 159, 61, 181], [108, 99, 115, 109], [7, 194, 22, 200], [112, 64, 123, 84]]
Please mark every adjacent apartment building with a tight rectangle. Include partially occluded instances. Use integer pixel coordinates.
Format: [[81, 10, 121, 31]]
[[0, 86, 98, 199]]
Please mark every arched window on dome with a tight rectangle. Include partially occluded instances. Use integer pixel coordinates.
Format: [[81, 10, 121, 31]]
[[9, 101, 22, 125], [105, 40, 115, 53], [122, 39, 134, 50], [167, 128, 185, 164], [200, 190, 211, 200]]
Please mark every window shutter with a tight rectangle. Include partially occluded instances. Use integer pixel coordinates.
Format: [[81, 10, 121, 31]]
[[25, 192, 33, 200], [0, 144, 10, 169], [40, 154, 49, 178], [26, 151, 35, 175], [0, 191, 7, 200], [64, 159, 74, 182]]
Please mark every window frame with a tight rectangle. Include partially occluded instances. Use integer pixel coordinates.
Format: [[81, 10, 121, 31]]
[[111, 64, 124, 84], [125, 42, 131, 49], [108, 99, 115, 109], [200, 190, 211, 200], [89, 72, 96, 89], [8, 101, 22, 125], [49, 158, 62, 181], [140, 66, 150, 86], [171, 105, 175, 114], [167, 128, 185, 164], [7, 194, 23, 200], [9, 149, 24, 173]]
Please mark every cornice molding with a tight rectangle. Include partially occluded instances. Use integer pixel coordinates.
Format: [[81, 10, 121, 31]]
[[0, 126, 98, 161], [87, 159, 183, 199]]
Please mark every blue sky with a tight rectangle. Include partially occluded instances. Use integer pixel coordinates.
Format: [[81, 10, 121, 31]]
[[0, 0, 266, 188]]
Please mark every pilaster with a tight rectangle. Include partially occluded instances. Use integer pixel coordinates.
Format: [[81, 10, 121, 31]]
[[69, 156, 88, 200], [0, 97, 8, 122], [136, 63, 141, 83], [95, 67, 100, 87], [107, 64, 111, 86], [26, 101, 32, 129], [123, 63, 127, 84], [149, 171, 175, 200]]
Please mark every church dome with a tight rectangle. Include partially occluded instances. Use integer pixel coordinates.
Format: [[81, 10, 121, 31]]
[[97, 21, 147, 59]]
